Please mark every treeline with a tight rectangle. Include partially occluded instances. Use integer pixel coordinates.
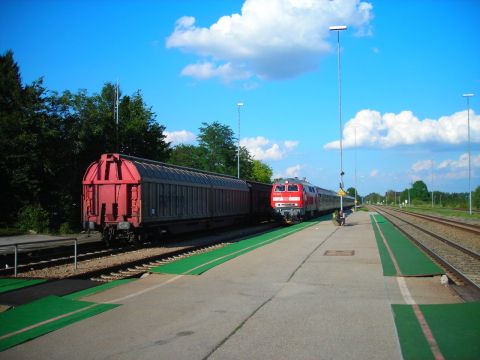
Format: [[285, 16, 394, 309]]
[[170, 122, 272, 183], [0, 51, 272, 233], [364, 180, 480, 209]]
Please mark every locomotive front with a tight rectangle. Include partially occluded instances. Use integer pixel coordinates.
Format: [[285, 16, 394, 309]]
[[270, 179, 304, 223]]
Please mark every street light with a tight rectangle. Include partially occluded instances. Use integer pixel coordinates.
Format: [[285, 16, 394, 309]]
[[463, 93, 474, 215], [430, 159, 434, 209], [330, 25, 348, 213], [237, 102, 244, 179], [408, 182, 411, 207], [354, 126, 357, 210]]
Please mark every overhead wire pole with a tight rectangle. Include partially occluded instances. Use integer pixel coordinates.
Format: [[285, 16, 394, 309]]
[[463, 93, 474, 215], [431, 159, 434, 208], [329, 25, 347, 214], [237, 102, 244, 179], [114, 80, 120, 152]]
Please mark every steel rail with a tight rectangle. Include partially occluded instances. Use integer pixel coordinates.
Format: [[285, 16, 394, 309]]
[[372, 206, 480, 291], [379, 207, 480, 260], [391, 208, 480, 235]]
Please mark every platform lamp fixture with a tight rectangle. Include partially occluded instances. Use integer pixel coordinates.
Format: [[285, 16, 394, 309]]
[[237, 102, 244, 179], [463, 93, 474, 215], [330, 25, 347, 213]]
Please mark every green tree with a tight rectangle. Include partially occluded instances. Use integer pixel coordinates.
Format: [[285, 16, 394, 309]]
[[365, 192, 384, 204], [472, 186, 480, 210], [197, 121, 237, 175], [169, 144, 203, 168], [0, 50, 24, 223], [0, 51, 60, 225], [250, 160, 273, 183], [346, 187, 358, 197], [168, 123, 271, 183], [411, 180, 429, 203], [239, 146, 254, 180], [119, 90, 170, 161]]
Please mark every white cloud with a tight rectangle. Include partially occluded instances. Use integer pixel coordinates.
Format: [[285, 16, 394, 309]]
[[273, 164, 304, 180], [370, 169, 378, 177], [165, 130, 196, 146], [181, 62, 251, 83], [284, 140, 299, 150], [411, 153, 480, 180], [437, 153, 480, 171], [241, 136, 299, 160], [286, 164, 303, 177], [411, 159, 434, 172], [166, 0, 373, 81], [324, 109, 480, 150]]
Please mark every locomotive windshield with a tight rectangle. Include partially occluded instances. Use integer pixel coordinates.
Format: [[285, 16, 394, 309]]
[[287, 184, 299, 191], [274, 185, 286, 192]]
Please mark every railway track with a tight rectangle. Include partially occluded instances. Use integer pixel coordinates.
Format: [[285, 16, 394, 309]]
[[0, 240, 125, 275], [370, 206, 480, 293], [392, 208, 480, 234], [87, 242, 229, 282], [0, 223, 278, 281]]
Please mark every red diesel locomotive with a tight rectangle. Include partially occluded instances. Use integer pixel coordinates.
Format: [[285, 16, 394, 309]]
[[270, 178, 354, 223]]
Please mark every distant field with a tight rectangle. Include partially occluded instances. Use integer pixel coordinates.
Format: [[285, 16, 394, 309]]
[[385, 205, 480, 223], [355, 206, 370, 212]]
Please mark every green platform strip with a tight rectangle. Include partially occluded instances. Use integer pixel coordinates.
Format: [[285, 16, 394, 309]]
[[392, 302, 480, 360], [151, 218, 323, 276], [0, 295, 118, 352], [0, 279, 47, 294], [63, 278, 136, 300], [370, 214, 443, 277]]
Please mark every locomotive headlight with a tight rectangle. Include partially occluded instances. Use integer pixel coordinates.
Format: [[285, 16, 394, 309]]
[[117, 221, 131, 230]]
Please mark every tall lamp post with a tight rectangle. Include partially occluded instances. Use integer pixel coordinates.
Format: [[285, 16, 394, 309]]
[[237, 102, 244, 179], [463, 93, 474, 215], [408, 182, 411, 208], [431, 159, 434, 209], [354, 126, 357, 210], [330, 25, 348, 213]]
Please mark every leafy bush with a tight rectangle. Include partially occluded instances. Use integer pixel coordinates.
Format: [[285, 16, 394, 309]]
[[16, 205, 50, 233], [59, 222, 72, 234]]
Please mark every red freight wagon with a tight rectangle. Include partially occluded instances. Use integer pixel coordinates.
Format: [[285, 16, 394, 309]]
[[82, 153, 253, 243]]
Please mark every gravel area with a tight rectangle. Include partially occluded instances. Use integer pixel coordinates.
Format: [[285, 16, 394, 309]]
[[13, 223, 277, 280], [391, 212, 480, 255], [15, 244, 189, 279]]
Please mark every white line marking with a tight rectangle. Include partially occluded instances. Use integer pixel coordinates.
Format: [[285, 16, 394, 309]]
[[396, 277, 415, 305], [106, 274, 184, 304], [0, 304, 100, 341]]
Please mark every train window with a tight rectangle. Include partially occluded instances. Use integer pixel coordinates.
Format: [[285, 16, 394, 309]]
[[274, 185, 285, 192], [287, 185, 298, 192]]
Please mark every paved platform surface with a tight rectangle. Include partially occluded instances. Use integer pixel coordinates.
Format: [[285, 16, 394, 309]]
[[2, 211, 460, 359]]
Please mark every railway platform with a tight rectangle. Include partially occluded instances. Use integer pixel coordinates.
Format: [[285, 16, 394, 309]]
[[1, 211, 478, 359]]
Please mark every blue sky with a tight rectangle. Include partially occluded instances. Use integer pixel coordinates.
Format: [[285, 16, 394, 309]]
[[1, 0, 479, 196]]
